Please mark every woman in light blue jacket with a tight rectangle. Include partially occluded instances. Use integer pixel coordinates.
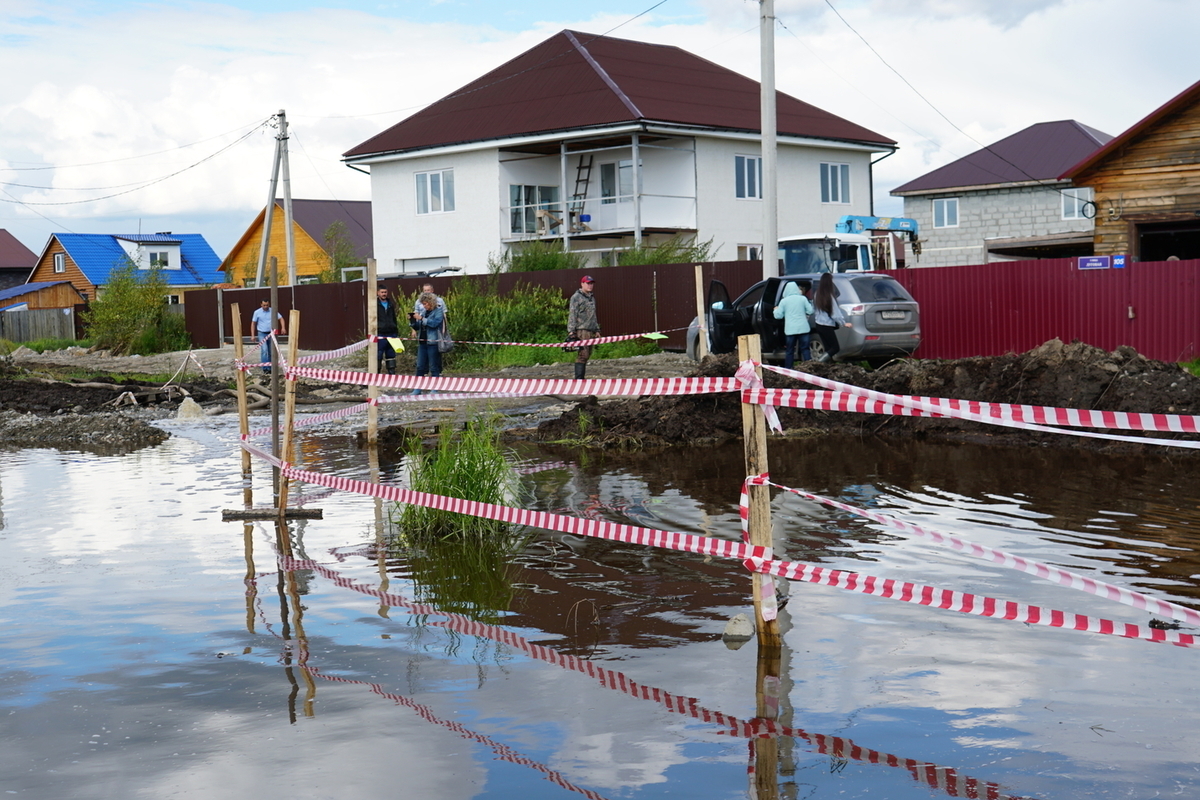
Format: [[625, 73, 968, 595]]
[[772, 281, 814, 369], [811, 273, 847, 362]]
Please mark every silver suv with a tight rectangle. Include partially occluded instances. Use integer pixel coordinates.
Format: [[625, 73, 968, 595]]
[[686, 273, 921, 366]]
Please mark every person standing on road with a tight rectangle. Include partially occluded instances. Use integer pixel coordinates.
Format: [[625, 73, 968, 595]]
[[249, 299, 285, 375], [408, 291, 445, 394], [772, 281, 814, 369], [567, 275, 599, 379], [811, 273, 846, 363], [376, 286, 400, 375]]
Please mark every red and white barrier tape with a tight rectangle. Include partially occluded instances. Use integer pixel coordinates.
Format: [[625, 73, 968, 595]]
[[763, 478, 1200, 627], [296, 338, 372, 365], [739, 474, 778, 622], [291, 364, 739, 397], [753, 363, 1200, 449], [274, 558, 1033, 799], [245, 435, 1196, 648]]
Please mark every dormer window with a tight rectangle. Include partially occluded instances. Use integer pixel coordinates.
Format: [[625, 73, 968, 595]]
[[149, 251, 169, 269]]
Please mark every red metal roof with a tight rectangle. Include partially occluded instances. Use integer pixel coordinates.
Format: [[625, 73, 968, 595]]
[[1061, 78, 1200, 180], [0, 229, 36, 270], [344, 30, 894, 159], [891, 120, 1111, 194]]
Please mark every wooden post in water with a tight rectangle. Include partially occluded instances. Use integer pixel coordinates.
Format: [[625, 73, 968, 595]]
[[366, 258, 379, 444], [739, 334, 780, 647], [269, 256, 282, 497], [231, 303, 252, 507], [277, 309, 301, 514]]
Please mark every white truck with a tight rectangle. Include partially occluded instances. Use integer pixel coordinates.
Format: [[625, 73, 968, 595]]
[[779, 215, 920, 274]]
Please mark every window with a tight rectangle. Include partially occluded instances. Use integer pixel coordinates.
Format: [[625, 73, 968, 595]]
[[415, 168, 455, 214], [735, 155, 762, 199], [53, 252, 65, 273], [509, 185, 561, 234], [1062, 187, 1093, 220], [820, 163, 850, 204], [933, 197, 959, 228], [600, 160, 636, 204], [149, 251, 169, 269], [737, 244, 762, 261], [165, 294, 180, 304]]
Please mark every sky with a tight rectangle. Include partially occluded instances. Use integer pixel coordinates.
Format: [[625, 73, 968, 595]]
[[1, 0, 1198, 260]]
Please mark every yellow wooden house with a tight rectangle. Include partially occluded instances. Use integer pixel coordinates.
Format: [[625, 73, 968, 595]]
[[220, 199, 373, 286]]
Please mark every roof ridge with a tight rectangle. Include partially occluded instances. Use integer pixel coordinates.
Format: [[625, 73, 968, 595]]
[[564, 31, 643, 120]]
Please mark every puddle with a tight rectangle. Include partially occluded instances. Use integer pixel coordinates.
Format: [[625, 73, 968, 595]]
[[1, 416, 1198, 798]]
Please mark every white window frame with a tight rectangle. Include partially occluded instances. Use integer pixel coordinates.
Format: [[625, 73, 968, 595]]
[[415, 168, 455, 215], [736, 244, 762, 261], [820, 162, 850, 204], [509, 184, 561, 234], [735, 155, 763, 200], [600, 160, 637, 204], [148, 250, 169, 269], [1062, 187, 1092, 220], [53, 252, 65, 273], [933, 197, 959, 228]]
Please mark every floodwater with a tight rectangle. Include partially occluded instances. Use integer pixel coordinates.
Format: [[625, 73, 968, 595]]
[[1, 410, 1199, 799]]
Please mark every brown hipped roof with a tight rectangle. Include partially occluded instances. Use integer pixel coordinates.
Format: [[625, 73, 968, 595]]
[[891, 120, 1111, 195], [1060, 78, 1200, 180], [0, 229, 36, 271], [344, 30, 894, 159]]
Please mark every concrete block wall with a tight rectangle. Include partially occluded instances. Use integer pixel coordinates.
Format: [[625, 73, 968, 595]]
[[902, 184, 1094, 267]]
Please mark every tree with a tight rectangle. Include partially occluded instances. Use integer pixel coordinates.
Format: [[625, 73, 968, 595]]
[[83, 259, 188, 355], [321, 220, 360, 283]]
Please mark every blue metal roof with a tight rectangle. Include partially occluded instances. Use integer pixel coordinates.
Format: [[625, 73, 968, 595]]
[[54, 233, 223, 286]]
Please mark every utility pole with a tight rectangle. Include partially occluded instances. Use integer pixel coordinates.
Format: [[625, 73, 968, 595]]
[[255, 110, 294, 288], [760, 0, 778, 282]]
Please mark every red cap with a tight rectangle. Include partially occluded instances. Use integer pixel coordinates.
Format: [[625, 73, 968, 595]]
[[581, 275, 595, 283]]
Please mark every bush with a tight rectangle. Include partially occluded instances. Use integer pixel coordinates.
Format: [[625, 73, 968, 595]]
[[84, 261, 191, 355], [487, 239, 586, 272], [616, 235, 715, 266]]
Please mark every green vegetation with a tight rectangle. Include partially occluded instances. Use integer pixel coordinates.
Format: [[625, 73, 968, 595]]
[[83, 261, 191, 355], [319, 220, 360, 283], [390, 413, 531, 621], [1183, 358, 1200, 378], [616, 235, 715, 266], [408, 278, 660, 372], [0, 337, 90, 355], [487, 239, 587, 272]]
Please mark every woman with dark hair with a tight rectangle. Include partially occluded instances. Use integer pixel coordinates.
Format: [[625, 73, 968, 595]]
[[811, 273, 846, 362]]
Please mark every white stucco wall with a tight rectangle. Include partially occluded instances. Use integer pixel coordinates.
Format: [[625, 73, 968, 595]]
[[900, 183, 1095, 267], [694, 138, 877, 261], [370, 148, 501, 275]]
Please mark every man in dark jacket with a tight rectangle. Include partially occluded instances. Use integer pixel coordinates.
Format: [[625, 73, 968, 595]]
[[376, 285, 401, 375], [567, 275, 598, 379]]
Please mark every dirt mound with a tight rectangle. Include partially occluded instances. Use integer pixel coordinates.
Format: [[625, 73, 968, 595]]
[[531, 340, 1200, 454]]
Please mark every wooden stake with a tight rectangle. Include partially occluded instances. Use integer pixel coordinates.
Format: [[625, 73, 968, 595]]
[[694, 263, 709, 360], [231, 303, 252, 507], [739, 334, 781, 648], [366, 258, 379, 444], [277, 309, 301, 513]]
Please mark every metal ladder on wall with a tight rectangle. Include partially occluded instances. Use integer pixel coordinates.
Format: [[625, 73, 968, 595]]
[[568, 154, 593, 231]]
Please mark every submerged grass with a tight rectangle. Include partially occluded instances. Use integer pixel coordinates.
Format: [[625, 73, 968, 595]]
[[390, 413, 532, 621]]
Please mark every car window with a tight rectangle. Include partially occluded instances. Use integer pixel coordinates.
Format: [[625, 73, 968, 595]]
[[735, 284, 766, 310], [847, 277, 913, 303]]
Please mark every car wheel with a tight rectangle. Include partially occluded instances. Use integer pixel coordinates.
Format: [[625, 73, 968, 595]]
[[807, 337, 827, 363]]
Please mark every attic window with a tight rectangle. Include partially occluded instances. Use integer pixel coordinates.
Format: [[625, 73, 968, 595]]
[[148, 251, 170, 269], [53, 252, 65, 273]]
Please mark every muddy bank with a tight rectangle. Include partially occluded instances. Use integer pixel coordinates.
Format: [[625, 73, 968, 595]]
[[531, 340, 1200, 454]]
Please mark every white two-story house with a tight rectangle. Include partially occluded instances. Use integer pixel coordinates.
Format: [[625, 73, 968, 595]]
[[343, 29, 897, 274], [890, 120, 1112, 267]]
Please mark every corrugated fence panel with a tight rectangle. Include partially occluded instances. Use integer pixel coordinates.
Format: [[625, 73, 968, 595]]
[[892, 259, 1200, 362]]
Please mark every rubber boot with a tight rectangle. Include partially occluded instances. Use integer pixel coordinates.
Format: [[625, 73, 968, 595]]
[[385, 358, 396, 375], [574, 362, 586, 380]]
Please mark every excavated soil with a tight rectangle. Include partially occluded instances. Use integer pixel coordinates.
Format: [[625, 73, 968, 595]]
[[531, 340, 1200, 455]]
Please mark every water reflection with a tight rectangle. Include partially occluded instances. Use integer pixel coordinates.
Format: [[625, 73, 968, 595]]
[[3, 423, 1200, 799]]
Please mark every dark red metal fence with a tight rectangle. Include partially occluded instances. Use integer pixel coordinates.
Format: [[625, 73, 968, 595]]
[[889, 259, 1200, 362], [183, 258, 1200, 363]]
